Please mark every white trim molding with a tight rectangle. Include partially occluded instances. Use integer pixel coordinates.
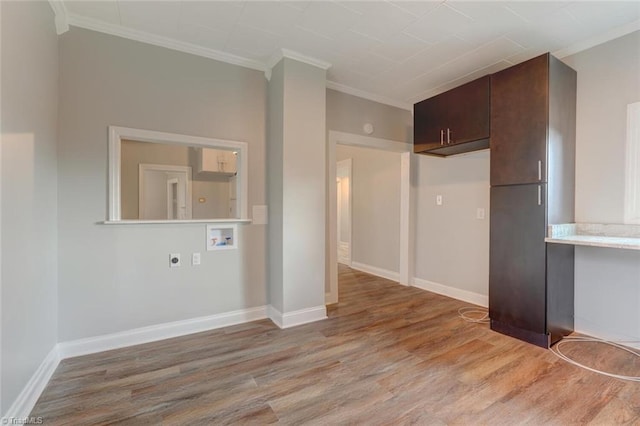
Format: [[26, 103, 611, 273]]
[[67, 14, 264, 72], [326, 81, 413, 112], [58, 306, 268, 359], [266, 48, 332, 80], [412, 277, 488, 308], [108, 126, 249, 222], [351, 262, 400, 282], [2, 347, 60, 422], [63, 14, 411, 112], [48, 0, 69, 34], [268, 305, 328, 329]]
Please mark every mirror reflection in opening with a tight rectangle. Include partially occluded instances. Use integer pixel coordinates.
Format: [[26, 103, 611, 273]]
[[120, 139, 238, 220]]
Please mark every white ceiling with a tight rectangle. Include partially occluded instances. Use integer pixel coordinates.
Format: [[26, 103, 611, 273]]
[[61, 1, 640, 110]]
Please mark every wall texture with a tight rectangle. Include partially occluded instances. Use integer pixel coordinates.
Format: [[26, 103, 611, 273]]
[[414, 151, 490, 298], [336, 145, 401, 274], [57, 28, 267, 341], [326, 89, 412, 143], [0, 1, 59, 414], [563, 31, 640, 342]]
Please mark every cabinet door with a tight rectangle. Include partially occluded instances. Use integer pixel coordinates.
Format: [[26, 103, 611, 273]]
[[414, 93, 448, 153], [491, 54, 549, 186], [446, 75, 490, 146], [489, 184, 547, 335]]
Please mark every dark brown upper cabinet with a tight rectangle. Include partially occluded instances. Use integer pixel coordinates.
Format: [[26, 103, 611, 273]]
[[490, 53, 577, 190], [414, 75, 490, 157]]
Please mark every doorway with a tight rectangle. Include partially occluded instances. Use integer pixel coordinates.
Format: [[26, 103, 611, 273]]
[[139, 164, 192, 220], [327, 131, 412, 305]]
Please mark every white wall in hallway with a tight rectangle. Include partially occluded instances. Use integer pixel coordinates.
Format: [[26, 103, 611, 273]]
[[336, 145, 401, 275]]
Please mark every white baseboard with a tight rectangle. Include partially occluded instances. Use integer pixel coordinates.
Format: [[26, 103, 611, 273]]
[[269, 305, 327, 329], [2, 346, 60, 422], [412, 277, 488, 308], [351, 261, 399, 282], [325, 291, 337, 305], [58, 305, 269, 359], [575, 318, 640, 350]]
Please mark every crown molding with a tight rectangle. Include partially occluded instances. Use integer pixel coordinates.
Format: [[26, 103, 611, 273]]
[[48, 0, 69, 34], [265, 48, 332, 80], [554, 19, 640, 59], [326, 80, 413, 112], [67, 14, 266, 72]]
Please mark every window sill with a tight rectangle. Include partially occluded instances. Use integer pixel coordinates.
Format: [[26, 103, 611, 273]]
[[101, 219, 252, 225]]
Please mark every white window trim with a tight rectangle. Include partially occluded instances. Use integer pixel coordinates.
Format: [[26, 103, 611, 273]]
[[624, 102, 640, 224], [108, 126, 248, 222]]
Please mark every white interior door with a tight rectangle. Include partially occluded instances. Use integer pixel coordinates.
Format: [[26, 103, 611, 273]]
[[139, 164, 192, 220], [337, 159, 352, 265]]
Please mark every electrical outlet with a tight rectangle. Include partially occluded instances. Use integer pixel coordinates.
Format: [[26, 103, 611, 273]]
[[436, 195, 443, 206], [192, 252, 201, 266], [169, 253, 181, 268]]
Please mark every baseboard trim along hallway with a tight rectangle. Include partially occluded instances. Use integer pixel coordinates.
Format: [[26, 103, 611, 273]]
[[412, 277, 488, 308]]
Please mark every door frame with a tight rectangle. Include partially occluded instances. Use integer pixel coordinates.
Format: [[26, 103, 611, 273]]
[[327, 131, 413, 304], [138, 163, 192, 220], [336, 158, 352, 266]]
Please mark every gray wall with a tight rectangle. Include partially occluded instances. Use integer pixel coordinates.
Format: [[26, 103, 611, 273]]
[[414, 151, 490, 296], [57, 28, 267, 341], [267, 61, 285, 312], [283, 59, 327, 312], [327, 89, 412, 143], [336, 145, 401, 274], [1, 1, 59, 414], [563, 31, 640, 342], [564, 31, 640, 224]]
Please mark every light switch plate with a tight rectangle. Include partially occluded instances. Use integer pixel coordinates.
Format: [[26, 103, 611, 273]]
[[436, 195, 443, 206], [476, 208, 486, 220], [252, 205, 268, 225], [192, 252, 201, 265]]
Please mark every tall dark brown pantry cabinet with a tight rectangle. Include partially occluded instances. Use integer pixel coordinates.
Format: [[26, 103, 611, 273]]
[[489, 53, 576, 348]]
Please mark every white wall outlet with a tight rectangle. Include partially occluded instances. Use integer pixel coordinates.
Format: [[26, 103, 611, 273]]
[[476, 208, 486, 220], [436, 195, 443, 206], [169, 253, 181, 268], [192, 252, 201, 266]]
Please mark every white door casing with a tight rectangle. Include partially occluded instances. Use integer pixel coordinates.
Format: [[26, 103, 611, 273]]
[[327, 131, 412, 305], [336, 159, 352, 265]]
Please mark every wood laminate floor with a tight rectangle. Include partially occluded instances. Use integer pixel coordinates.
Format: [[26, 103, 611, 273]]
[[32, 265, 639, 425]]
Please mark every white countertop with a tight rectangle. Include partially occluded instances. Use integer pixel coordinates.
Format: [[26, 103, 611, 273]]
[[545, 223, 640, 250]]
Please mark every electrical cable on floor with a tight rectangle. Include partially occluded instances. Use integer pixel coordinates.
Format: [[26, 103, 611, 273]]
[[458, 307, 490, 324], [550, 336, 640, 382]]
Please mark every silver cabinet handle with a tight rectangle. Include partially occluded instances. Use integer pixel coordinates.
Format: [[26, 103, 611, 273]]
[[537, 185, 542, 206], [447, 128, 452, 144], [538, 160, 542, 181], [440, 130, 444, 145]]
